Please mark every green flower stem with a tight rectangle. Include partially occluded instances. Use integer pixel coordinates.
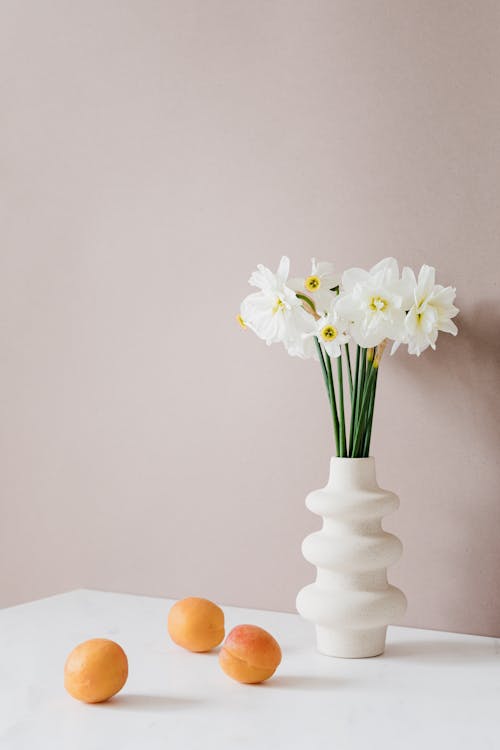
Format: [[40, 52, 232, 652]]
[[344, 344, 353, 401], [314, 336, 331, 397], [314, 337, 339, 455], [352, 362, 378, 456], [353, 347, 367, 452], [348, 345, 361, 456], [296, 293, 317, 314], [358, 347, 367, 407], [315, 339, 381, 458], [336, 353, 347, 457], [361, 385, 373, 457], [362, 367, 379, 456], [325, 351, 340, 456], [366, 347, 374, 373]]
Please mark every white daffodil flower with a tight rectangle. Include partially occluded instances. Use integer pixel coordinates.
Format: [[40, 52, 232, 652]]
[[239, 256, 316, 352], [303, 304, 350, 358], [336, 257, 408, 348], [289, 259, 340, 315], [395, 264, 459, 356], [284, 318, 319, 359]]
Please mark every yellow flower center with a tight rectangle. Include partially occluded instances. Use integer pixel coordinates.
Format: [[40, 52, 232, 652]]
[[236, 314, 246, 329], [305, 275, 321, 292], [416, 299, 426, 319], [272, 297, 285, 314], [321, 325, 338, 342], [369, 296, 388, 312]]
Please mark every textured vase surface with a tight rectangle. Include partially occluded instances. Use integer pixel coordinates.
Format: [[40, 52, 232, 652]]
[[296, 457, 406, 658]]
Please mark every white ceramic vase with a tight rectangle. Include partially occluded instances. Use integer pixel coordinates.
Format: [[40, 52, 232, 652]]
[[296, 457, 406, 658]]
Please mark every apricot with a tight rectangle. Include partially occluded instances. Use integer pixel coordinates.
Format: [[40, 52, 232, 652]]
[[219, 624, 282, 683], [168, 597, 225, 652], [64, 638, 128, 703]]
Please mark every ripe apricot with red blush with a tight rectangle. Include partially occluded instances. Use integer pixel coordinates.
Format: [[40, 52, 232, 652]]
[[219, 624, 282, 683]]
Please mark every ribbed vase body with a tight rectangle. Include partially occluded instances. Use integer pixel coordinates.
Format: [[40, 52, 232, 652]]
[[296, 457, 406, 658]]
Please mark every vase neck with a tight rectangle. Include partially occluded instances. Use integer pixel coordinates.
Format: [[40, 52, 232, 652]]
[[327, 457, 378, 491]]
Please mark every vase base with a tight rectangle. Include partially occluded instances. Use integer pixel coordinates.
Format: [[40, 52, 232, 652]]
[[315, 626, 387, 658]]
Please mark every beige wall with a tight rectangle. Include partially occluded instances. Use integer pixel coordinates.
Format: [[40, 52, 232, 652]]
[[1, 0, 499, 636]]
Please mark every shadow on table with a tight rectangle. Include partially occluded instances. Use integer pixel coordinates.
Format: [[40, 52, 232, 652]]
[[266, 674, 341, 691], [385, 638, 497, 664], [104, 693, 203, 711]]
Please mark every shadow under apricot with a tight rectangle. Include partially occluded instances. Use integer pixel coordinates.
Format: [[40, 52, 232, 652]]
[[264, 674, 341, 691], [102, 693, 204, 712]]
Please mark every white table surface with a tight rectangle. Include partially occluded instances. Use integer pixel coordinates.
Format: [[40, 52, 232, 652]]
[[0, 589, 498, 749]]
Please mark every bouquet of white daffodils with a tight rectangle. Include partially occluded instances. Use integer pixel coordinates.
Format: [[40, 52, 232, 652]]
[[238, 257, 458, 458]]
